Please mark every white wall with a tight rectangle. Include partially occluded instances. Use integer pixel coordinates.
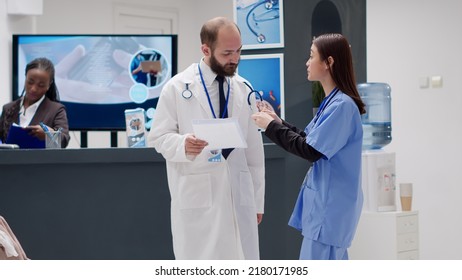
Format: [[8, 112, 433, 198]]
[[367, 0, 462, 259], [0, 0, 8, 110], [0, 0, 38, 115], [2, 0, 461, 259]]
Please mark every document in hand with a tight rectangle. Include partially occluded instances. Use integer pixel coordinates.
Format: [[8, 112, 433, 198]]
[[140, 61, 161, 73], [6, 124, 45, 149], [192, 118, 247, 150]]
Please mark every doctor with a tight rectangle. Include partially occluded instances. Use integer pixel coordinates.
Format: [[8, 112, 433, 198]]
[[148, 17, 265, 260], [252, 34, 365, 259]]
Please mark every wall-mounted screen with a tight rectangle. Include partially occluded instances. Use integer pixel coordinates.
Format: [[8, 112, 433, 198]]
[[12, 34, 178, 130]]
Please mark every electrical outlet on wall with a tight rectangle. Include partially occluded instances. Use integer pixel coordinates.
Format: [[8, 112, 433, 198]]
[[431, 76, 443, 88], [419, 77, 429, 89]]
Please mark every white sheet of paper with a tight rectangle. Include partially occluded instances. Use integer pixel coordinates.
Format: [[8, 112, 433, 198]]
[[192, 118, 247, 150]]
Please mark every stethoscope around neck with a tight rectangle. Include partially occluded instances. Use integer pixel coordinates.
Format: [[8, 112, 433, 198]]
[[185, 64, 264, 116], [243, 81, 263, 111], [182, 83, 193, 99]]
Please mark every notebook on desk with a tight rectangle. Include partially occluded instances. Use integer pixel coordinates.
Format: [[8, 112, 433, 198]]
[[5, 124, 45, 149]]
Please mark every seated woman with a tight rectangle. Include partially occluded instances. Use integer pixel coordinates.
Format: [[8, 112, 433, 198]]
[[0, 57, 70, 148]]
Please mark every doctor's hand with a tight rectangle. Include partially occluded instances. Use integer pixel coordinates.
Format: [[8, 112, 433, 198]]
[[252, 111, 277, 130], [185, 134, 208, 156]]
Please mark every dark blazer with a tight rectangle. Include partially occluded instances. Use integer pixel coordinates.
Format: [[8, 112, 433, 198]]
[[0, 97, 70, 148]]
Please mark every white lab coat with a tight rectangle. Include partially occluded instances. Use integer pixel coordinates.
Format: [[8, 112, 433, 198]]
[[148, 62, 265, 260]]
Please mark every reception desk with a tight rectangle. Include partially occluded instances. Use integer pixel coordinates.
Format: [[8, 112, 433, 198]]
[[0, 144, 299, 260]]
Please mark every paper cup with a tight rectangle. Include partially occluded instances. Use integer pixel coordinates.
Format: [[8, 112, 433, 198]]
[[399, 183, 413, 211]]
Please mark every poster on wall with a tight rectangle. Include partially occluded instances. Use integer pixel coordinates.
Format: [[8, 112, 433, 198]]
[[233, 0, 284, 50], [238, 53, 285, 119]]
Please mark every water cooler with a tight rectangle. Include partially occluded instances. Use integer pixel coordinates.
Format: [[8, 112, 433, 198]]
[[361, 150, 396, 211], [351, 84, 420, 260], [359, 83, 396, 212]]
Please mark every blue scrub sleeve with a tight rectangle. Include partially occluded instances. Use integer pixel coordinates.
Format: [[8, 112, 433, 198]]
[[307, 99, 358, 159]]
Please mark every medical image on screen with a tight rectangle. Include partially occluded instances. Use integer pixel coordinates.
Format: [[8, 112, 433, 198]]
[[234, 0, 284, 49], [13, 35, 177, 130], [238, 55, 284, 119], [130, 49, 169, 88]]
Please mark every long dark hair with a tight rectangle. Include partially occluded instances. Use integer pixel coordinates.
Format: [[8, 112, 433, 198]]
[[313, 34, 366, 114], [22, 57, 60, 102]]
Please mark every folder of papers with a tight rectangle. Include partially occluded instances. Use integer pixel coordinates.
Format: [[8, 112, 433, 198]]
[[5, 124, 45, 149]]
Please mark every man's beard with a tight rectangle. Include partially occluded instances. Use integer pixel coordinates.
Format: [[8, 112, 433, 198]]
[[210, 52, 238, 77]]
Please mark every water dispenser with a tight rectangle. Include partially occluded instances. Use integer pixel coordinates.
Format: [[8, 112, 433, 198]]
[[357, 82, 392, 150]]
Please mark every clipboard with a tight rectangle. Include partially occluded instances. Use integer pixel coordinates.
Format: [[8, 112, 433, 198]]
[[5, 124, 45, 149], [140, 61, 161, 73]]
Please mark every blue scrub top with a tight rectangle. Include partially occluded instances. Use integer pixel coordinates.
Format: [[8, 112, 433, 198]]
[[288, 90, 364, 248], [131, 55, 147, 85]]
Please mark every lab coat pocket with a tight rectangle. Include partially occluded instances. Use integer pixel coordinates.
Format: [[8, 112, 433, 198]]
[[178, 173, 212, 210], [239, 171, 255, 207]]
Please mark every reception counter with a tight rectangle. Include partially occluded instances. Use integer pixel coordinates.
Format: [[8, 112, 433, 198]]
[[0, 144, 300, 260]]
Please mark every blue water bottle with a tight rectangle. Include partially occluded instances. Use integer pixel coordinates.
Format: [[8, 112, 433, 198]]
[[357, 82, 392, 149]]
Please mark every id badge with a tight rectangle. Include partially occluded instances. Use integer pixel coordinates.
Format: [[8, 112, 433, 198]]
[[208, 150, 222, 162]]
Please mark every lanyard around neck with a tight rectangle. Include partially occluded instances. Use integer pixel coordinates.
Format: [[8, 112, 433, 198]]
[[314, 87, 339, 124], [198, 64, 230, 119]]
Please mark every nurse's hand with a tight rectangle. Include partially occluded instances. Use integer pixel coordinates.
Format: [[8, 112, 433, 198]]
[[185, 134, 208, 156], [261, 108, 282, 124], [251, 111, 275, 129]]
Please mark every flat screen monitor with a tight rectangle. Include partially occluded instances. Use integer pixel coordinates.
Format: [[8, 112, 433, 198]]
[[12, 34, 178, 130]]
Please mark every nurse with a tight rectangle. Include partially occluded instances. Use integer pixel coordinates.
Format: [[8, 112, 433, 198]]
[[252, 33, 366, 260], [148, 17, 265, 260]]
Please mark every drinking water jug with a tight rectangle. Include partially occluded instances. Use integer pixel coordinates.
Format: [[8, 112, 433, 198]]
[[357, 82, 392, 149]]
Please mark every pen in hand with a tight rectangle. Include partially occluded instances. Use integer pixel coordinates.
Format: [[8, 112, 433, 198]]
[[23, 123, 46, 140], [39, 122, 52, 137]]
